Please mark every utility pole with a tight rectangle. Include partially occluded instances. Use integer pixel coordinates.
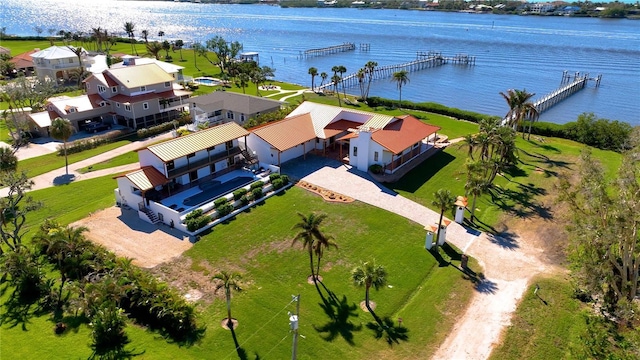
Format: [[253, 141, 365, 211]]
[[290, 294, 300, 360]]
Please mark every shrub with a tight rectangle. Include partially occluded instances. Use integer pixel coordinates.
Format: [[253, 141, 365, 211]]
[[184, 209, 203, 221], [135, 115, 191, 139], [186, 214, 211, 232], [177, 128, 191, 137], [233, 188, 248, 200], [369, 164, 383, 174], [269, 173, 281, 181], [280, 174, 289, 185], [251, 187, 263, 199], [58, 129, 132, 156], [216, 203, 234, 218], [250, 181, 264, 190], [272, 178, 284, 190], [214, 197, 228, 208], [366, 97, 493, 124], [91, 301, 129, 355], [240, 194, 250, 206]]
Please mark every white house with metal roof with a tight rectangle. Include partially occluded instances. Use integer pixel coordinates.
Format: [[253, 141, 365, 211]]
[[115, 122, 258, 230], [245, 102, 440, 174]]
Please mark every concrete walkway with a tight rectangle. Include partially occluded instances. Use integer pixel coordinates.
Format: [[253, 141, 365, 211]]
[[283, 155, 550, 360], [0, 132, 174, 197]]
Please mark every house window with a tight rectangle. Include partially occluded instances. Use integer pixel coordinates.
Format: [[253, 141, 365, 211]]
[[124, 104, 131, 112], [166, 161, 174, 171], [97, 85, 106, 93], [68, 58, 73, 63], [68, 107, 75, 113], [226, 111, 234, 120], [164, 81, 171, 88], [240, 114, 245, 122], [140, 86, 146, 92], [227, 157, 235, 167], [85, 83, 90, 91], [226, 141, 233, 150], [116, 103, 120, 108], [143, 102, 149, 110], [189, 170, 198, 182], [111, 86, 117, 93], [353, 147, 358, 157], [374, 151, 379, 161], [214, 110, 222, 116], [413, 142, 420, 148]]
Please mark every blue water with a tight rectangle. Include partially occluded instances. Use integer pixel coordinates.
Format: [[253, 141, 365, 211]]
[[2, 0, 639, 125]]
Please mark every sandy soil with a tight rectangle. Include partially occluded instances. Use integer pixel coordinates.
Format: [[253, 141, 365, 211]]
[[71, 206, 193, 268]]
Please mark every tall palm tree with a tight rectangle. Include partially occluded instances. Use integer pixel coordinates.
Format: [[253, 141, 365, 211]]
[[308, 67, 318, 91], [141, 29, 149, 44], [392, 70, 409, 109], [336, 65, 347, 98], [356, 68, 366, 100], [314, 233, 337, 280], [162, 40, 171, 59], [49, 117, 74, 175], [331, 74, 342, 107], [432, 189, 455, 251], [351, 260, 387, 315], [192, 43, 203, 71], [499, 89, 537, 137], [320, 72, 328, 88], [123, 21, 136, 55], [465, 171, 486, 223], [363, 61, 378, 101], [157, 30, 165, 42], [146, 42, 163, 60], [213, 271, 242, 329], [174, 39, 184, 61], [291, 212, 329, 284]]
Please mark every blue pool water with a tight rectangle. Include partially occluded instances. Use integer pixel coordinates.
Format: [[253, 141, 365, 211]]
[[194, 77, 220, 86], [183, 177, 255, 207]]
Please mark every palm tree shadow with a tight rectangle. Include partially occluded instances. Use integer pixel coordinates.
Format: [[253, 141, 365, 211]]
[[230, 327, 261, 360], [365, 316, 409, 346], [313, 281, 362, 345], [0, 285, 50, 331]]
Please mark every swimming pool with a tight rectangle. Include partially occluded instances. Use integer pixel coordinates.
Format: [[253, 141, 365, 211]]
[[193, 77, 220, 86], [183, 176, 255, 207]]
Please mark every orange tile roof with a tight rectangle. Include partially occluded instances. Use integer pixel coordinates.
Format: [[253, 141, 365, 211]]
[[251, 113, 317, 152], [371, 115, 440, 154], [9, 49, 36, 69], [323, 119, 362, 138]]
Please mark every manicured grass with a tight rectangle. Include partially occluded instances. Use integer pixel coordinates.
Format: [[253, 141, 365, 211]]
[[1, 180, 476, 359], [77, 151, 139, 173], [490, 276, 587, 360], [17, 140, 132, 178], [389, 135, 623, 229]]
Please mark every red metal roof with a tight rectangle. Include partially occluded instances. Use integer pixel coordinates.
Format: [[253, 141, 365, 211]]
[[251, 113, 316, 152], [371, 115, 440, 154]]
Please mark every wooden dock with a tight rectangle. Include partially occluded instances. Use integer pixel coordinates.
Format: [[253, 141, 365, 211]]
[[317, 51, 475, 91], [532, 71, 602, 114], [301, 43, 356, 58]]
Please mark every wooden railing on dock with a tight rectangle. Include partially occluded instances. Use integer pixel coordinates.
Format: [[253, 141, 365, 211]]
[[317, 51, 476, 91], [302, 43, 356, 58], [532, 71, 602, 114]]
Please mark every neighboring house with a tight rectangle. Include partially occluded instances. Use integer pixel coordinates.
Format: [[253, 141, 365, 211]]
[[8, 49, 36, 76], [189, 91, 284, 128], [28, 61, 191, 134], [83, 62, 191, 129], [246, 102, 440, 173], [113, 56, 186, 82], [0, 46, 10, 56], [114, 122, 255, 230], [30, 46, 85, 83], [530, 2, 555, 13]]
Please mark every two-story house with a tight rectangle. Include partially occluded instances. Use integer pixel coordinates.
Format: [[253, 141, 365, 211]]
[[189, 91, 284, 128], [30, 46, 85, 83], [84, 62, 191, 129]]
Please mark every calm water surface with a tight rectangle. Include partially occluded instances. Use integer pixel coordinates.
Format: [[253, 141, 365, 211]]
[[2, 0, 639, 125]]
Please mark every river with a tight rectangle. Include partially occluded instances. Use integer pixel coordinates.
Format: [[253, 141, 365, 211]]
[[2, 0, 639, 125]]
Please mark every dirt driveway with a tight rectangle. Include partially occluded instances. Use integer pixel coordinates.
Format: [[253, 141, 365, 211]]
[[72, 206, 193, 268]]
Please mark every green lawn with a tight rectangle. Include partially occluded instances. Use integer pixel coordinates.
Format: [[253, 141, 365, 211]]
[[76, 151, 139, 173], [388, 135, 623, 229], [490, 276, 586, 360], [1, 179, 476, 359], [17, 140, 133, 178]]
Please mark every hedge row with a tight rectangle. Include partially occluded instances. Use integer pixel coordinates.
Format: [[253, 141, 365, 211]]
[[366, 96, 498, 124], [135, 114, 192, 139], [58, 129, 133, 156]]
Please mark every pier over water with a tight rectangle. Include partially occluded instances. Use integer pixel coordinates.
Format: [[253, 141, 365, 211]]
[[531, 71, 602, 115]]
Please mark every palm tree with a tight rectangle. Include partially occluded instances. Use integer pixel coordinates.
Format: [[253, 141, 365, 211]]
[[174, 39, 184, 61], [363, 61, 378, 101], [162, 40, 171, 59], [392, 70, 409, 109], [313, 233, 337, 280], [141, 29, 149, 44], [499, 89, 537, 138], [49, 117, 74, 175], [351, 260, 387, 315], [432, 189, 455, 251], [356, 68, 366, 100], [319, 72, 328, 88], [291, 212, 329, 284], [192, 43, 203, 71], [331, 74, 342, 107], [213, 271, 242, 329], [0, 146, 18, 172], [308, 67, 318, 91], [123, 21, 136, 55], [146, 42, 163, 60], [336, 65, 347, 98], [157, 30, 165, 42], [465, 170, 486, 223]]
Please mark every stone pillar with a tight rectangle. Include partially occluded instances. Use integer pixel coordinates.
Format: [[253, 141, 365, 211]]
[[454, 196, 468, 224], [424, 225, 436, 250]]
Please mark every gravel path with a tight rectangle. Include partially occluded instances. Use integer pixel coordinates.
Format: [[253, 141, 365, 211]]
[[285, 156, 553, 360]]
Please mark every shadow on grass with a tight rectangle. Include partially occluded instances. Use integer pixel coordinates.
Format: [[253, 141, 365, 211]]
[[387, 151, 457, 193], [314, 281, 362, 345], [525, 139, 561, 154], [366, 316, 409, 346], [0, 285, 50, 331], [488, 183, 553, 221], [486, 228, 520, 250], [452, 265, 499, 294], [229, 326, 261, 360], [89, 346, 145, 360], [519, 148, 572, 171]]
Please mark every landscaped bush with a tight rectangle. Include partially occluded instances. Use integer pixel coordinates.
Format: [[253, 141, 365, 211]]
[[233, 188, 248, 200], [186, 214, 211, 232], [250, 181, 264, 190], [366, 96, 494, 124], [369, 164, 383, 174], [215, 203, 234, 218], [214, 197, 228, 208], [135, 114, 191, 139], [251, 187, 263, 199], [272, 178, 284, 190], [184, 209, 203, 221], [59, 129, 132, 156], [280, 174, 289, 184], [240, 194, 250, 205], [269, 173, 281, 181]]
